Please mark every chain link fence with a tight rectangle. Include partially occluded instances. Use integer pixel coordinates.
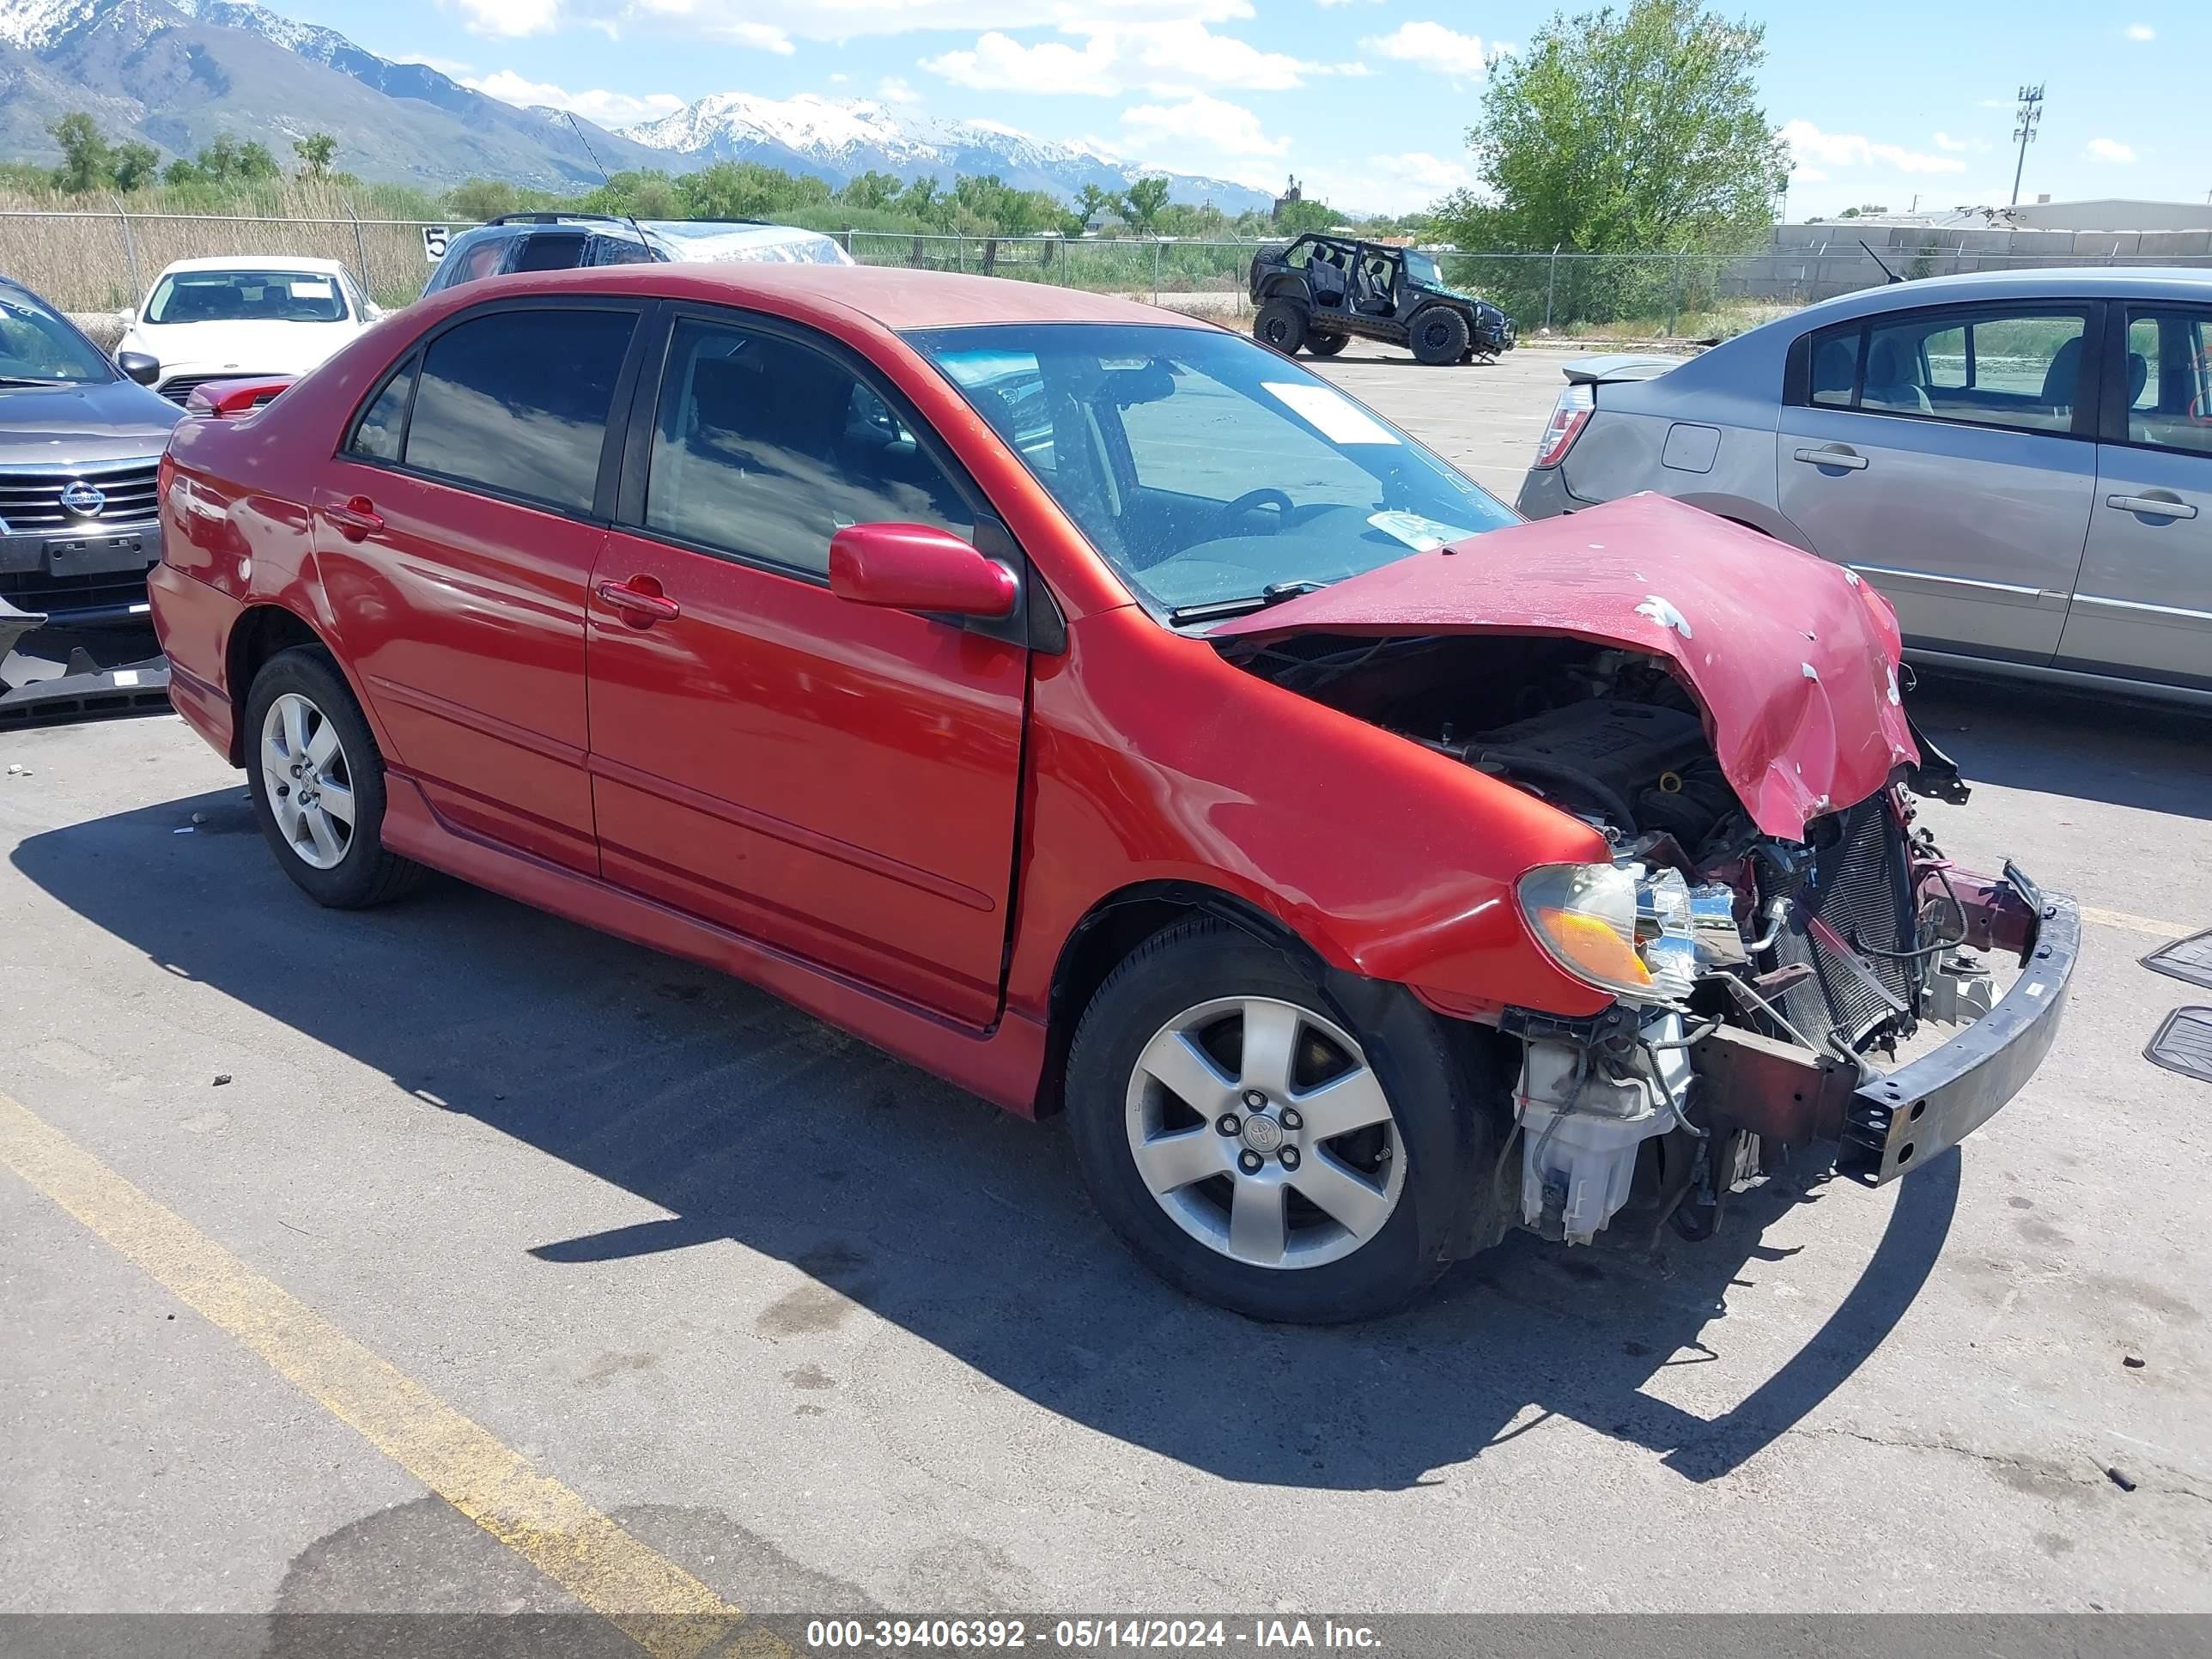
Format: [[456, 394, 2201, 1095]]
[[10, 209, 2212, 338], [1, 209, 464, 313]]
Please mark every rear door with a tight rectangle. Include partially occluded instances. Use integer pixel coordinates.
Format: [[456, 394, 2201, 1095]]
[[584, 307, 1030, 1023], [313, 299, 643, 872], [1775, 301, 2099, 664], [2057, 301, 2212, 693]]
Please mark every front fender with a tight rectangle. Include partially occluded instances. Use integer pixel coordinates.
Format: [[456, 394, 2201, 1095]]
[[1003, 608, 1613, 1027]]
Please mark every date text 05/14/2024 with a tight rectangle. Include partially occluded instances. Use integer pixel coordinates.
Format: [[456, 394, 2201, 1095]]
[[802, 1619, 1383, 1650]]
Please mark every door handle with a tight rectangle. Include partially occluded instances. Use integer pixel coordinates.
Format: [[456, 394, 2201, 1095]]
[[325, 495, 383, 538], [1793, 446, 1869, 471], [2106, 492, 2197, 520], [595, 579, 681, 623]]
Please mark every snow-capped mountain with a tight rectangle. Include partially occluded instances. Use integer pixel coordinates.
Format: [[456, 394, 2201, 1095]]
[[0, 0, 1275, 210], [622, 91, 1275, 213], [0, 0, 668, 188]]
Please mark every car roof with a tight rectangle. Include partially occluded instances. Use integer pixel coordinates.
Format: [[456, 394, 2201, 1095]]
[[1795, 264, 2212, 325], [442, 262, 1201, 331], [154, 255, 354, 276]]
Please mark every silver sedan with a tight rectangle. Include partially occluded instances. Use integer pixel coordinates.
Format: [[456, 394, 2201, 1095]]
[[1516, 267, 2212, 706]]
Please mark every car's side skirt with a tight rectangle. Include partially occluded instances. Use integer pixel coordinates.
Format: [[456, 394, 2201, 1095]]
[[377, 772, 1053, 1117]]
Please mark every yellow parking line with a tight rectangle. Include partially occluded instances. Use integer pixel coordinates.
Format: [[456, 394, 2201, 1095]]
[[2081, 905, 2193, 940], [0, 1090, 780, 1659]]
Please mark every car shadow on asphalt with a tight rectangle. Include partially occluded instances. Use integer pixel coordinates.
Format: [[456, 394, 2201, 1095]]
[[15, 785, 1960, 1494], [1908, 675, 2212, 819]]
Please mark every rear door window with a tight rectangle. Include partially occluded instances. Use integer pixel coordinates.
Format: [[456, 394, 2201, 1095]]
[[510, 233, 589, 274], [2118, 307, 2212, 456], [1798, 307, 2088, 432], [399, 307, 636, 512]]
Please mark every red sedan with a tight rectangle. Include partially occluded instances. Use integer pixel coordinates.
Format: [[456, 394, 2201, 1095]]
[[150, 265, 2075, 1322]]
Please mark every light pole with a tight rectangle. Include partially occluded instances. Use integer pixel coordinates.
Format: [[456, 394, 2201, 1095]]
[[2010, 84, 2044, 208]]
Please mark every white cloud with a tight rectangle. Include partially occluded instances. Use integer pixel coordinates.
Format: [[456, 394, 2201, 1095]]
[[1362, 20, 1496, 79], [446, 0, 559, 39], [1791, 166, 1829, 185], [922, 20, 1323, 95], [923, 31, 1121, 94], [876, 75, 921, 104], [1779, 118, 1967, 175], [459, 0, 1257, 46], [1933, 131, 1966, 152], [1121, 92, 1286, 157], [464, 68, 684, 124], [711, 20, 794, 52], [2086, 137, 2137, 162], [2125, 22, 2154, 40]]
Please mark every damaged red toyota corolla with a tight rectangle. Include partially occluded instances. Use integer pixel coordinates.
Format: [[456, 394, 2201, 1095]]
[[149, 267, 2077, 1322]]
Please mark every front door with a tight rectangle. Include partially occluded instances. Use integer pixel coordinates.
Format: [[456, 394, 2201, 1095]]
[[2057, 301, 2212, 694], [585, 312, 1028, 1024], [313, 301, 641, 872], [1776, 301, 2098, 665]]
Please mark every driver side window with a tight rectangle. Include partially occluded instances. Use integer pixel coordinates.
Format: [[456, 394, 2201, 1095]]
[[642, 316, 975, 576]]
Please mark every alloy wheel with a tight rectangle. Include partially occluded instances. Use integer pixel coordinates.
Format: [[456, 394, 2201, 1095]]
[[1124, 995, 1404, 1269], [260, 691, 356, 870]]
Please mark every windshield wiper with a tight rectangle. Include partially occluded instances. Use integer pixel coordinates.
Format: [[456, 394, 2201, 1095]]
[[1167, 579, 1330, 627], [0, 375, 75, 387]]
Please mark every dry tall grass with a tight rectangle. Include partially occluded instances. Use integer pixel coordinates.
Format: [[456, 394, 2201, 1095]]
[[1, 179, 461, 311]]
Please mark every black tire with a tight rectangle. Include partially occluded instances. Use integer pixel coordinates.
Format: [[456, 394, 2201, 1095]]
[[1409, 304, 1471, 366], [1065, 916, 1491, 1323], [1253, 299, 1309, 356], [244, 646, 426, 909], [1306, 331, 1349, 357]]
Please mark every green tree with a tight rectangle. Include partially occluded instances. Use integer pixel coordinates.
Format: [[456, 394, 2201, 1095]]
[[47, 112, 112, 193], [896, 175, 949, 228], [1432, 0, 1790, 254], [293, 132, 337, 178], [1073, 182, 1118, 228], [108, 141, 161, 191], [580, 168, 683, 218], [1273, 196, 1341, 235], [837, 170, 903, 211], [1118, 174, 1172, 233], [237, 140, 280, 180]]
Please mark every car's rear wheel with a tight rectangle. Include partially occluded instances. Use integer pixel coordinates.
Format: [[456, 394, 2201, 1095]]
[[245, 647, 425, 909], [1307, 331, 1349, 357], [1065, 918, 1459, 1322], [1409, 305, 1470, 366], [1253, 299, 1309, 356]]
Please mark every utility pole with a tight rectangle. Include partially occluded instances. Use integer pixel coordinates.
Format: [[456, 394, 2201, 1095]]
[[2010, 84, 2044, 207]]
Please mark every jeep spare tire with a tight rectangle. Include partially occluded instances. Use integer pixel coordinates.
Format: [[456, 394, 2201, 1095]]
[[1409, 305, 1470, 366], [1254, 300, 1308, 356]]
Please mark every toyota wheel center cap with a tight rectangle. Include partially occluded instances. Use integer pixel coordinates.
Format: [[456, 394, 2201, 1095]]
[[1241, 1114, 1285, 1155]]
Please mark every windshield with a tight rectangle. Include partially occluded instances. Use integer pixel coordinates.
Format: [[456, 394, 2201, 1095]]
[[0, 287, 112, 384], [146, 270, 349, 325], [906, 323, 1515, 616], [1403, 251, 1443, 287]]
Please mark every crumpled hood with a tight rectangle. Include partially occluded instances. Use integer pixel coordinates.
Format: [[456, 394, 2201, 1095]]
[[1212, 492, 1918, 840]]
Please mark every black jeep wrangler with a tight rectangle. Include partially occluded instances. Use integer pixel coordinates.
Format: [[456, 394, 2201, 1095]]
[[1249, 234, 1516, 365]]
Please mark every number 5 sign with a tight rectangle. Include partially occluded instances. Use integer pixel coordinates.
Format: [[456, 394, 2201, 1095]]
[[421, 226, 450, 264]]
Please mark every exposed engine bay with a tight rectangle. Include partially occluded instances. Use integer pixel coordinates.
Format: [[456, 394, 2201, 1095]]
[[1220, 630, 2016, 1246]]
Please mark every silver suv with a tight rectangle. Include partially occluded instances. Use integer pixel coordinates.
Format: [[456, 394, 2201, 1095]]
[[1516, 268, 2212, 707]]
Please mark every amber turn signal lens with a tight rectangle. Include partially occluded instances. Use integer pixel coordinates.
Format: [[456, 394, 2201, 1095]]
[[1530, 906, 1653, 989]]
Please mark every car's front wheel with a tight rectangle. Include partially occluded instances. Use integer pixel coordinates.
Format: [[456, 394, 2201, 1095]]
[[1409, 304, 1470, 366], [245, 646, 425, 908], [1306, 331, 1349, 357], [1066, 918, 1463, 1322]]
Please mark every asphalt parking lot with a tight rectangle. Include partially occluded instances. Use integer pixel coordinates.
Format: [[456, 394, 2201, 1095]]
[[3, 348, 2210, 1637]]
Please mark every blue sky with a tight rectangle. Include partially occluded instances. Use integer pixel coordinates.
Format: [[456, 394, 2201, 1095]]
[[299, 0, 2197, 216]]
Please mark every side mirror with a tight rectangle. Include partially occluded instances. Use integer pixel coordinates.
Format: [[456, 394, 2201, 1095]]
[[117, 350, 161, 386], [829, 523, 1017, 619]]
